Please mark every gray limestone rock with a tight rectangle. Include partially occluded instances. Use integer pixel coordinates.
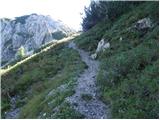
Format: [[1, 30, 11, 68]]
[[1, 14, 74, 64]]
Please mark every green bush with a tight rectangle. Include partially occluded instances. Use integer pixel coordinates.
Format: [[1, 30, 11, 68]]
[[16, 46, 25, 60], [52, 31, 66, 40]]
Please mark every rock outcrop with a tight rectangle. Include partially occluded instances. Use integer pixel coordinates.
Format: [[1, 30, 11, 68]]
[[91, 39, 110, 59], [1, 14, 74, 64], [134, 17, 152, 30]]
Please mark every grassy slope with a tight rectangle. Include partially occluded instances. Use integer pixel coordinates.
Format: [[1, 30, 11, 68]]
[[1, 41, 86, 118], [75, 2, 159, 118]]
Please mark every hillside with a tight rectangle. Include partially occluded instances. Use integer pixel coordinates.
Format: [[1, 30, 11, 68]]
[[1, 35, 87, 118], [75, 1, 159, 118], [1, 1, 159, 119]]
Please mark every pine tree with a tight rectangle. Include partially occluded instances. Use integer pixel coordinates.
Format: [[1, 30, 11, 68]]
[[16, 46, 25, 59]]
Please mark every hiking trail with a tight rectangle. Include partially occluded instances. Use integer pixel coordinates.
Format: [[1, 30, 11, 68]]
[[66, 41, 109, 119]]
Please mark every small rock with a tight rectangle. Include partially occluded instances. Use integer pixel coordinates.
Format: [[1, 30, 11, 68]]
[[91, 53, 97, 59], [135, 17, 152, 30], [43, 113, 46, 116], [119, 37, 122, 41], [85, 109, 88, 112]]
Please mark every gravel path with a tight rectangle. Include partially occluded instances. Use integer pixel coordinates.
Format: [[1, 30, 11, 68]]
[[5, 96, 20, 119], [66, 41, 109, 119]]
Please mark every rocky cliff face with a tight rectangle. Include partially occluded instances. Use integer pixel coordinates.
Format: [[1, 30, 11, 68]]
[[1, 14, 74, 64]]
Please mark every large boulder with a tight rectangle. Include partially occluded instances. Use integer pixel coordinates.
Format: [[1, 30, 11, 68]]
[[96, 39, 110, 53], [91, 39, 110, 59]]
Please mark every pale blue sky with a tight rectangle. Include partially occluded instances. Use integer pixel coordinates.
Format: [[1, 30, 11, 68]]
[[0, 0, 90, 30]]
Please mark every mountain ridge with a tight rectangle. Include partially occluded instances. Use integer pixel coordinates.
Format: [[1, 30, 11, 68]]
[[1, 14, 75, 65]]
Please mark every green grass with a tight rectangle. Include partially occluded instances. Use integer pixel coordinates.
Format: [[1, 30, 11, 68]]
[[1, 41, 86, 118], [74, 2, 159, 119]]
